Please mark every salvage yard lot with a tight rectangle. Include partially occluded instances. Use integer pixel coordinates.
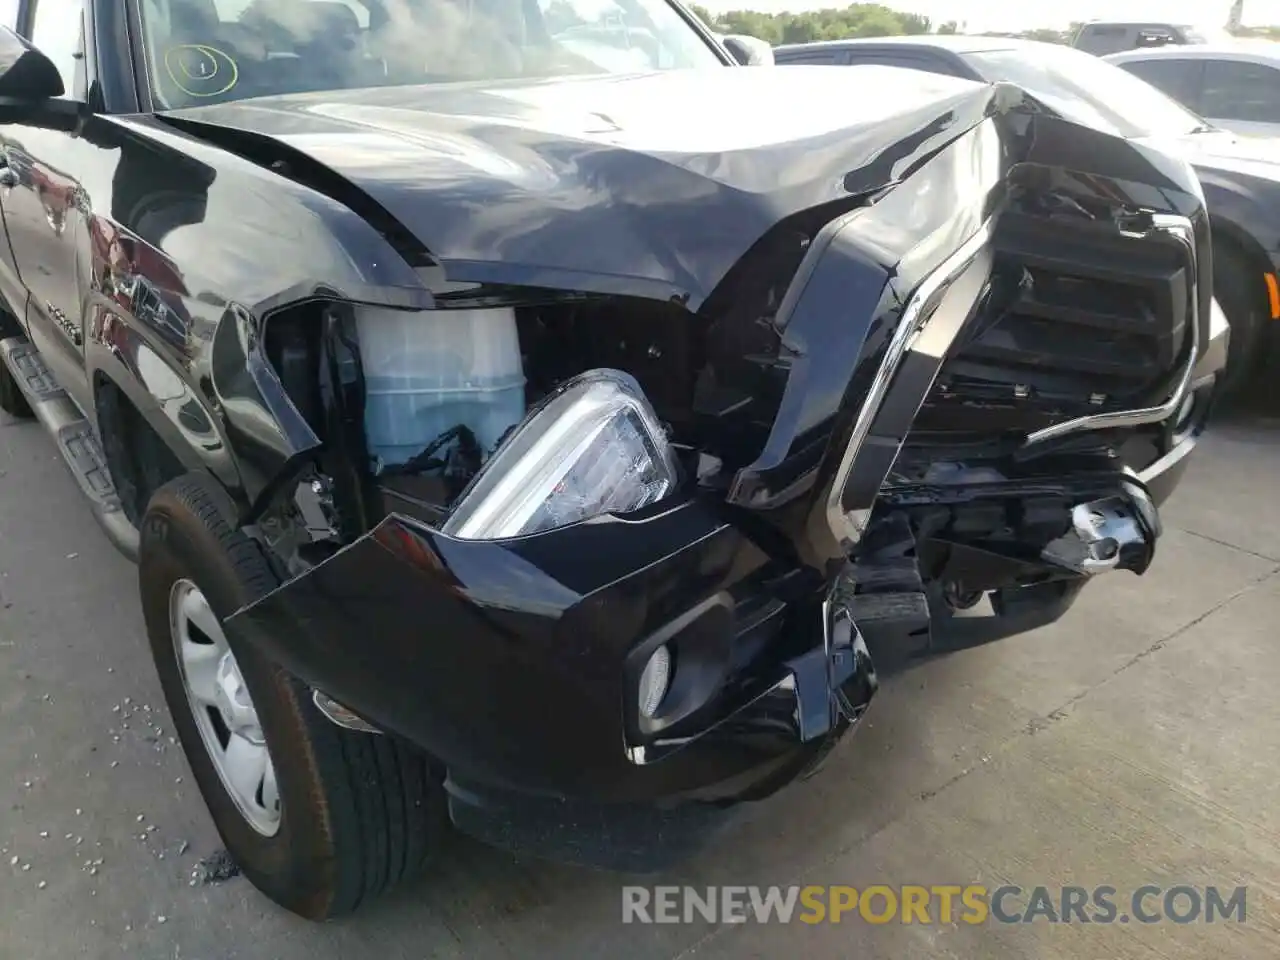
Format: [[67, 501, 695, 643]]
[[2, 403, 1280, 960]]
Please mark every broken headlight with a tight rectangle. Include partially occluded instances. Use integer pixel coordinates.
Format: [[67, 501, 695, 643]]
[[441, 369, 679, 540]]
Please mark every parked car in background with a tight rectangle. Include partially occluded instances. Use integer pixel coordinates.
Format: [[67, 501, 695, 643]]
[[1071, 21, 1229, 56], [775, 35, 1280, 393], [1107, 43, 1280, 138]]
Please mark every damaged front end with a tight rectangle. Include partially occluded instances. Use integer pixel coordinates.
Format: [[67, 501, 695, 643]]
[[224, 86, 1224, 870]]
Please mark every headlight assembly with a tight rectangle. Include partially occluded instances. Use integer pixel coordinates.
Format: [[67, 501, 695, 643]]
[[441, 369, 679, 540]]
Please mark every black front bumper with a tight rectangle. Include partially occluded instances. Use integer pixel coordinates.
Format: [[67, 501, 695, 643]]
[[224, 361, 1208, 872], [227, 502, 882, 869], [229, 500, 877, 804], [441, 603, 876, 872], [226, 472, 1170, 871]]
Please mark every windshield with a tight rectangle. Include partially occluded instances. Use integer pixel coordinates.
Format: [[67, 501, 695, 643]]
[[139, 0, 723, 109], [964, 44, 1209, 140]]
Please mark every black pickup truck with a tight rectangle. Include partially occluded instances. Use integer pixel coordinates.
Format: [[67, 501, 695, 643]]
[[0, 0, 1226, 920]]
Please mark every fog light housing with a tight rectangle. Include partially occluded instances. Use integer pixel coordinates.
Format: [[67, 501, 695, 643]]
[[638, 645, 672, 719], [442, 369, 679, 540]]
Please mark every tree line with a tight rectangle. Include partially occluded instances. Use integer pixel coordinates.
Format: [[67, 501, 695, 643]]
[[685, 3, 1280, 47], [686, 3, 933, 45]]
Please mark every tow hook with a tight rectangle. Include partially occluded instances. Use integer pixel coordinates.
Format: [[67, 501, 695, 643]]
[[826, 601, 879, 727], [781, 583, 879, 744], [1041, 481, 1161, 576]]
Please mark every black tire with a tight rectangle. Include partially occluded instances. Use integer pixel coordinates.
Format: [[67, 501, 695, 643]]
[[0, 312, 32, 419], [0, 360, 31, 419], [138, 473, 447, 919], [1214, 245, 1267, 396]]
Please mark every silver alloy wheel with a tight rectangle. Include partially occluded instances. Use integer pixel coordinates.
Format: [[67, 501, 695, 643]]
[[169, 579, 281, 836]]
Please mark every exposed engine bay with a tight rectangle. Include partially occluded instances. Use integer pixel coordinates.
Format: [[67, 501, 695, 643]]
[[256, 171, 1213, 659]]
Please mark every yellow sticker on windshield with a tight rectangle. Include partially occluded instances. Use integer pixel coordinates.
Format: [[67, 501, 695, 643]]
[[164, 45, 240, 98]]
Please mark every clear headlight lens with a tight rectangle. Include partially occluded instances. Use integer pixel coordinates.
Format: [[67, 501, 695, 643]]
[[441, 369, 679, 540]]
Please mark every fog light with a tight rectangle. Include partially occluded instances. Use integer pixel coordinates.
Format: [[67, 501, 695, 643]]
[[638, 645, 672, 719]]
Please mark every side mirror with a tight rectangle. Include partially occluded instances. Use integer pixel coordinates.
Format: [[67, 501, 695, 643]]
[[0, 26, 64, 101], [722, 34, 775, 67]]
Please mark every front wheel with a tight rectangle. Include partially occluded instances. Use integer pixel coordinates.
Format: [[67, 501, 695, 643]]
[[138, 473, 447, 919], [0, 313, 32, 419], [1214, 248, 1267, 396], [0, 359, 31, 419]]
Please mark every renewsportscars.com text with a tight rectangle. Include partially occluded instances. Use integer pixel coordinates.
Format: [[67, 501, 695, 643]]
[[621, 884, 1248, 925]]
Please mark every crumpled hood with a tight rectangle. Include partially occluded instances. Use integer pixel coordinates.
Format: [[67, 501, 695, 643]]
[[168, 66, 1003, 305]]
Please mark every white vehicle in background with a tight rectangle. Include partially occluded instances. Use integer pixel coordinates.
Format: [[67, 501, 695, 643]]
[[1107, 43, 1280, 137]]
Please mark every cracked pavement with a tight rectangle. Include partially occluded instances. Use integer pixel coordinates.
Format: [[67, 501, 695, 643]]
[[2, 404, 1279, 959]]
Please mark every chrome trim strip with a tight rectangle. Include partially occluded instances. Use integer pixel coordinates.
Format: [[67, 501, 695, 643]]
[[1137, 431, 1197, 486], [824, 219, 995, 550], [1138, 375, 1217, 486], [1021, 214, 1201, 448], [1192, 296, 1230, 384]]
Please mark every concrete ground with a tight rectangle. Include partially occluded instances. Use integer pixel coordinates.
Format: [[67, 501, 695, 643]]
[[2, 403, 1279, 960]]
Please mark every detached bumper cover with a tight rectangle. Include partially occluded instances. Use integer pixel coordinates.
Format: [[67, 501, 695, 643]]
[[226, 499, 877, 806]]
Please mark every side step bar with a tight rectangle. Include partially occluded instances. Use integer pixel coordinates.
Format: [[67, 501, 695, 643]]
[[1, 337, 139, 562]]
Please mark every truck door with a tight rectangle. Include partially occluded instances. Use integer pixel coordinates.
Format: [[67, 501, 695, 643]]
[[0, 2, 27, 324], [2, 0, 94, 415]]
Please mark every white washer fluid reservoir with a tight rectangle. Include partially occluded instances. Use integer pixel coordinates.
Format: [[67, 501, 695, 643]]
[[355, 306, 526, 471]]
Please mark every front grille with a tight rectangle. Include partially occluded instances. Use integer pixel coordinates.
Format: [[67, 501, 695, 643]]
[[912, 213, 1193, 437]]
